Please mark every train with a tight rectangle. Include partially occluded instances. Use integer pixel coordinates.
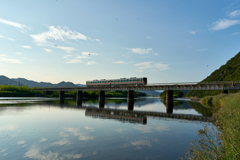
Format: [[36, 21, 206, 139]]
[[86, 77, 147, 86]]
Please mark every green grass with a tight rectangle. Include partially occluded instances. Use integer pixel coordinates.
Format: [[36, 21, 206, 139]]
[[182, 92, 240, 159]]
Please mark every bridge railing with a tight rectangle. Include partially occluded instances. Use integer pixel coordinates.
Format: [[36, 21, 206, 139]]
[[147, 81, 240, 86]]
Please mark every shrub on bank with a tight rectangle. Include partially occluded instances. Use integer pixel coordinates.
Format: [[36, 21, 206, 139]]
[[183, 92, 240, 159]]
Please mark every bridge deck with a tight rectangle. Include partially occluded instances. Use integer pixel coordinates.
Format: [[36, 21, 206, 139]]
[[35, 81, 240, 91]]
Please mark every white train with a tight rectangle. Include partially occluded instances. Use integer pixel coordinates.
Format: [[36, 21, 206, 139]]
[[86, 77, 147, 86]]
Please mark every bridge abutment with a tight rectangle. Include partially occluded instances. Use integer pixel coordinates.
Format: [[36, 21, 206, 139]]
[[59, 91, 65, 103], [76, 90, 82, 106], [127, 90, 134, 110], [166, 90, 173, 113], [99, 91, 105, 108], [221, 90, 228, 94]]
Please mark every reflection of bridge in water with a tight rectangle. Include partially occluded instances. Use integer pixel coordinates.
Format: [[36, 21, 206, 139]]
[[34, 101, 215, 123]]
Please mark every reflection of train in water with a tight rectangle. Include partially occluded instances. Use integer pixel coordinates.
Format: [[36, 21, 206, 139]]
[[86, 77, 147, 86]]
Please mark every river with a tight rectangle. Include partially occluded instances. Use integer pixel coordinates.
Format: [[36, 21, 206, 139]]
[[0, 97, 212, 160]]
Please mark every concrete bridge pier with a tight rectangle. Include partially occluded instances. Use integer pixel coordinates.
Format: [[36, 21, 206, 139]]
[[76, 90, 82, 106], [99, 91, 105, 108], [221, 90, 228, 94], [59, 91, 65, 104], [127, 90, 134, 111], [166, 90, 173, 113]]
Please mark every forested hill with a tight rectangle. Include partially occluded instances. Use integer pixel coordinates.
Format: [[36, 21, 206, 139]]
[[186, 51, 240, 97]]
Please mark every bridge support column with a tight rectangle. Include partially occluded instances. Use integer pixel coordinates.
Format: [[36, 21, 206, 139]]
[[76, 90, 82, 106], [99, 91, 105, 108], [221, 90, 228, 94], [59, 91, 65, 104], [127, 90, 134, 111], [166, 90, 173, 113]]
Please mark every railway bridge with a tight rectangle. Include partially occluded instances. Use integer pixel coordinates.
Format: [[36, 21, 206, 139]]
[[35, 81, 240, 112]]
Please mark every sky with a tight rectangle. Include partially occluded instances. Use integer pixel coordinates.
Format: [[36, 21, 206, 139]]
[[0, 0, 240, 84]]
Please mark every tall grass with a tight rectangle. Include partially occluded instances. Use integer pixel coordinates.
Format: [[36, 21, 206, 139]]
[[182, 92, 240, 159]]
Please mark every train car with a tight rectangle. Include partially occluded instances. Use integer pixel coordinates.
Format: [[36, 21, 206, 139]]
[[86, 77, 147, 86]]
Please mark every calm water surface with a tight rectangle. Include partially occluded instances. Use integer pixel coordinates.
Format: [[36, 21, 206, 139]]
[[0, 97, 212, 160]]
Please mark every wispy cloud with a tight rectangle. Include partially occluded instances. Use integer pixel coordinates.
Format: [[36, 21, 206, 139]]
[[146, 36, 151, 39], [112, 61, 130, 64], [0, 54, 21, 63], [66, 59, 82, 64], [154, 63, 169, 71], [134, 62, 169, 71], [210, 19, 240, 31], [43, 48, 52, 52], [0, 35, 15, 41], [134, 62, 152, 69], [15, 52, 23, 55], [95, 39, 100, 42], [127, 48, 152, 54], [228, 10, 240, 18], [40, 138, 47, 142], [82, 51, 98, 56], [22, 46, 32, 49], [55, 46, 76, 53], [0, 18, 29, 32], [30, 26, 87, 45], [232, 32, 239, 35], [87, 61, 96, 65], [189, 31, 197, 35]]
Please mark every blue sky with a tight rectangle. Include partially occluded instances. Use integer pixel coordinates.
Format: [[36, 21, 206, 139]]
[[0, 0, 240, 84]]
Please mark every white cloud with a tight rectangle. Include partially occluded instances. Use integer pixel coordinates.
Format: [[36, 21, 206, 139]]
[[82, 51, 98, 56], [211, 19, 240, 31], [131, 140, 152, 148], [15, 52, 23, 55], [22, 46, 32, 49], [17, 141, 25, 145], [87, 61, 96, 65], [63, 54, 72, 59], [189, 31, 197, 35], [127, 48, 152, 54], [0, 18, 29, 32], [228, 10, 240, 18], [112, 61, 129, 64], [232, 32, 239, 35], [43, 48, 52, 52], [30, 26, 87, 45], [40, 138, 47, 142], [154, 63, 169, 71], [52, 139, 70, 146], [24, 146, 82, 160], [66, 59, 83, 64], [0, 54, 21, 64], [134, 62, 169, 71], [95, 39, 100, 42], [113, 128, 127, 133], [56, 46, 76, 53], [85, 126, 94, 130], [64, 128, 95, 141], [0, 35, 14, 41], [134, 62, 153, 69], [146, 36, 151, 39]]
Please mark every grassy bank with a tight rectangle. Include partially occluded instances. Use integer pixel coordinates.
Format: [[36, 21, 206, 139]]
[[183, 92, 240, 159]]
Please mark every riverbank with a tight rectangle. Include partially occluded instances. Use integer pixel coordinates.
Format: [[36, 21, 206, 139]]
[[183, 92, 240, 159]]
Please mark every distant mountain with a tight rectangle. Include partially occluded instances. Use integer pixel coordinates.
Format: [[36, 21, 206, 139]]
[[76, 83, 86, 87], [0, 75, 18, 86], [0, 75, 85, 88], [186, 51, 240, 97]]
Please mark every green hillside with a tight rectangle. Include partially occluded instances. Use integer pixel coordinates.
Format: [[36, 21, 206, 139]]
[[186, 52, 240, 97]]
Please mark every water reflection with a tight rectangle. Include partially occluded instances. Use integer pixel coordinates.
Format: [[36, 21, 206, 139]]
[[0, 97, 213, 160]]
